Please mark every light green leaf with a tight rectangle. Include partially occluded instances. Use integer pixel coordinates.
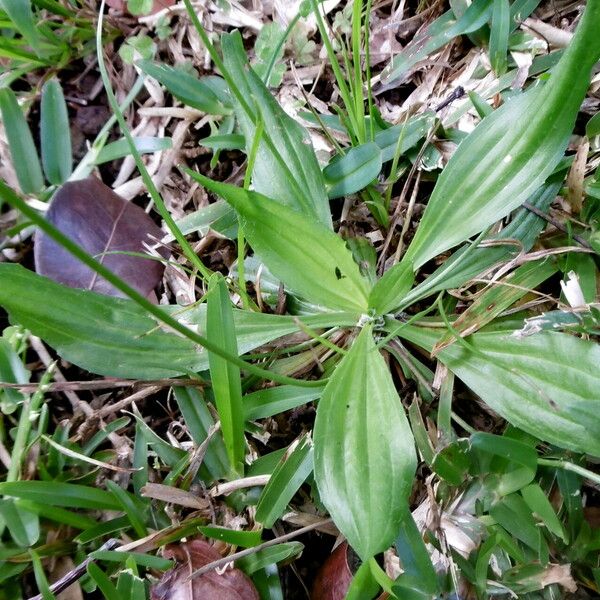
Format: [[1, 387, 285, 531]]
[[403, 2, 600, 270], [398, 325, 600, 456], [0, 264, 357, 379], [255, 434, 313, 528], [244, 385, 322, 420], [94, 136, 172, 165], [206, 273, 245, 474], [0, 500, 39, 547], [314, 326, 416, 560], [374, 113, 436, 163], [40, 79, 72, 185], [0, 481, 120, 510], [0, 88, 43, 194], [323, 142, 382, 198], [489, 0, 510, 74], [136, 60, 231, 115], [236, 542, 303, 575], [188, 173, 371, 312], [221, 31, 332, 228], [0, 0, 41, 54]]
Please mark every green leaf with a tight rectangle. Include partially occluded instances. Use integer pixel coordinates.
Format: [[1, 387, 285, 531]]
[[0, 264, 358, 379], [0, 481, 120, 510], [0, 500, 39, 546], [188, 173, 370, 312], [206, 273, 245, 473], [489, 0, 510, 74], [94, 136, 172, 164], [0, 88, 44, 194], [395, 173, 563, 312], [198, 526, 262, 548], [221, 31, 332, 228], [521, 483, 567, 542], [402, 2, 600, 270], [381, 0, 493, 84], [0, 0, 41, 54], [136, 60, 231, 115], [173, 387, 229, 481], [314, 326, 416, 560], [374, 113, 436, 163], [236, 542, 303, 575], [87, 563, 120, 600], [398, 325, 600, 456], [0, 336, 29, 413], [40, 79, 72, 185], [586, 111, 600, 138], [255, 434, 313, 528], [244, 385, 322, 420], [432, 258, 557, 353], [324, 142, 382, 198]]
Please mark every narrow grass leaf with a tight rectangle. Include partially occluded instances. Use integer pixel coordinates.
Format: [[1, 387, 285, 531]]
[[255, 434, 313, 528], [173, 387, 229, 481], [94, 136, 172, 164], [236, 542, 303, 575], [0, 87, 43, 193], [0, 500, 39, 547], [207, 273, 245, 474], [398, 325, 600, 456], [244, 386, 322, 420], [40, 79, 72, 184], [136, 60, 231, 115], [314, 326, 416, 560], [396, 173, 563, 312], [323, 142, 383, 199], [381, 0, 493, 84], [105, 480, 148, 538], [432, 258, 557, 353], [221, 31, 332, 228], [87, 563, 120, 600], [402, 1, 600, 270], [374, 113, 436, 162], [0, 0, 41, 54], [0, 481, 120, 510], [189, 172, 370, 312], [489, 0, 510, 74]]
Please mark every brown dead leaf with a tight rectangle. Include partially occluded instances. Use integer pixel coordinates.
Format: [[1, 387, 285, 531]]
[[311, 542, 353, 600], [150, 539, 259, 600], [566, 136, 590, 214]]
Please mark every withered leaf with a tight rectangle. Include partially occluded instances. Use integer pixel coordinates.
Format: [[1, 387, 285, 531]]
[[311, 543, 353, 600], [151, 539, 259, 600], [35, 177, 165, 298]]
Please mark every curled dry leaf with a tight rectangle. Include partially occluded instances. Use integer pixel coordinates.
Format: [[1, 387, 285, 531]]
[[150, 539, 259, 600], [35, 176, 166, 299]]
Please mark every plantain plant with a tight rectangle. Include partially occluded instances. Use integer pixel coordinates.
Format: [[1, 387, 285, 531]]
[[1, 0, 600, 597]]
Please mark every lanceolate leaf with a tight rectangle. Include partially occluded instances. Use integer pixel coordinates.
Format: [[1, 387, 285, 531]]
[[323, 142, 382, 199], [188, 172, 371, 313], [0, 264, 357, 379], [0, 87, 44, 194], [40, 79, 72, 185], [221, 31, 332, 228], [136, 60, 231, 115], [35, 177, 165, 298], [402, 0, 600, 270], [397, 325, 600, 456], [314, 326, 416, 560], [206, 273, 245, 474]]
